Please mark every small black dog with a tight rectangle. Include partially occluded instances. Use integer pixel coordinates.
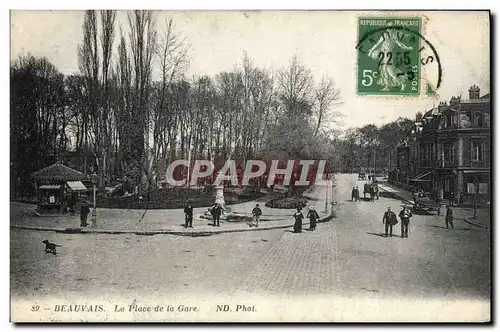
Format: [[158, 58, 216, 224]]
[[42, 240, 61, 255]]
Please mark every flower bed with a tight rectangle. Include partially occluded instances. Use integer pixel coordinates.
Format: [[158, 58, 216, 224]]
[[96, 186, 264, 209]]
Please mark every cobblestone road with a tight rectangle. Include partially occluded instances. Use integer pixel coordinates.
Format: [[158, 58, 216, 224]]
[[11, 174, 490, 305], [236, 174, 490, 300]]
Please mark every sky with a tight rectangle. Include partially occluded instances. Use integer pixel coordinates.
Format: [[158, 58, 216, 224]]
[[10, 10, 490, 129]]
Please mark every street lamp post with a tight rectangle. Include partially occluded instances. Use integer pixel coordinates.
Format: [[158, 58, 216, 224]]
[[91, 172, 98, 228], [324, 178, 329, 213], [330, 179, 337, 218], [473, 177, 478, 220]]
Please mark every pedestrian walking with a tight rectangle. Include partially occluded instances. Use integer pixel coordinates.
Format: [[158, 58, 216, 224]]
[[80, 201, 90, 227], [369, 185, 375, 201], [354, 186, 360, 202], [293, 207, 304, 233], [445, 206, 454, 229], [252, 204, 262, 227], [399, 205, 413, 238], [373, 183, 379, 200], [382, 207, 398, 237], [211, 203, 222, 227], [307, 206, 319, 231], [351, 186, 356, 201], [184, 201, 194, 228]]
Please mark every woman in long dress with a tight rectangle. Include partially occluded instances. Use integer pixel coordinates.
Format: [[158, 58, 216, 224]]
[[307, 206, 319, 231], [293, 207, 304, 233]]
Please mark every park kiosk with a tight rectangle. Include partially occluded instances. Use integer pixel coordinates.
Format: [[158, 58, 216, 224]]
[[31, 163, 89, 214]]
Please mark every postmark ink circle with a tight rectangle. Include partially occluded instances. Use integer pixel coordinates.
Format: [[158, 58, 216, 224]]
[[356, 22, 442, 96]]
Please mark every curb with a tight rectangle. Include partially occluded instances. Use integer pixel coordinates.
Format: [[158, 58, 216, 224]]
[[379, 187, 489, 231], [461, 218, 489, 230], [10, 212, 336, 236], [378, 187, 414, 205]]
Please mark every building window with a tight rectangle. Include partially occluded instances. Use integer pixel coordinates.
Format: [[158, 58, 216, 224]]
[[444, 143, 455, 161], [467, 183, 489, 194], [479, 183, 488, 194], [473, 113, 483, 127], [472, 141, 483, 161], [444, 179, 451, 192], [484, 113, 490, 127]]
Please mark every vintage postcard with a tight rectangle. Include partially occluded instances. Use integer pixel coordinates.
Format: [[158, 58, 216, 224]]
[[10, 10, 490, 322]]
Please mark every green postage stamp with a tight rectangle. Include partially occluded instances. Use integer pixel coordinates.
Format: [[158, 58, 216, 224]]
[[357, 16, 422, 96]]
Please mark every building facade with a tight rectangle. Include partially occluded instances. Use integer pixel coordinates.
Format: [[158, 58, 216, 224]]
[[393, 85, 490, 205]]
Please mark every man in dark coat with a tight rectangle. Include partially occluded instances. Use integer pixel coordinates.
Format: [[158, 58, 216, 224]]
[[373, 183, 379, 200], [80, 201, 90, 227], [184, 201, 194, 228], [354, 186, 360, 202], [445, 206, 454, 229], [399, 206, 413, 238], [251, 204, 263, 227], [382, 207, 398, 237], [211, 203, 222, 227], [351, 186, 357, 201]]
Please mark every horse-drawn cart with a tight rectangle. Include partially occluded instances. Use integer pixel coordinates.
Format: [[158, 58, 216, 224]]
[[363, 182, 379, 201]]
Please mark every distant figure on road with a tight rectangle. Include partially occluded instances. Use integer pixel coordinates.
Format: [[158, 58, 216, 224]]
[[412, 190, 419, 202], [293, 208, 304, 233], [351, 186, 356, 201], [399, 206, 413, 238], [363, 183, 369, 199], [307, 206, 319, 231], [184, 201, 194, 228], [80, 201, 90, 227], [252, 204, 262, 227], [372, 183, 379, 200], [382, 207, 398, 237], [354, 186, 360, 202], [211, 203, 222, 227], [369, 185, 376, 201], [449, 191, 455, 206], [445, 206, 454, 229]]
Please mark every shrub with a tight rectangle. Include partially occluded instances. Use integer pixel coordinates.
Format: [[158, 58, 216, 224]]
[[265, 197, 308, 209]]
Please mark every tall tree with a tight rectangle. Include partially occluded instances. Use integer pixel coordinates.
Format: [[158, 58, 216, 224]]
[[313, 76, 341, 137], [98, 10, 116, 190], [127, 10, 157, 188], [276, 55, 314, 117], [11, 55, 66, 197], [77, 10, 99, 174], [150, 17, 189, 182]]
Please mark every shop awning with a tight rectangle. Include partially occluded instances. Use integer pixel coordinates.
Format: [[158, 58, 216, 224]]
[[39, 184, 62, 190], [66, 181, 87, 191], [409, 171, 433, 182]]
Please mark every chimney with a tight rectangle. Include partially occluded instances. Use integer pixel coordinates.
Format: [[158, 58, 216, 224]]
[[449, 96, 461, 105], [469, 84, 480, 100], [438, 101, 448, 112]]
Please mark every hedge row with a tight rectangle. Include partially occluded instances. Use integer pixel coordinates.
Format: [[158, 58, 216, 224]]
[[265, 197, 308, 209], [96, 187, 264, 209]]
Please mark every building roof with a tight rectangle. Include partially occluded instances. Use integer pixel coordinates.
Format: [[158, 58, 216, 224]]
[[66, 181, 87, 191], [31, 163, 88, 183]]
